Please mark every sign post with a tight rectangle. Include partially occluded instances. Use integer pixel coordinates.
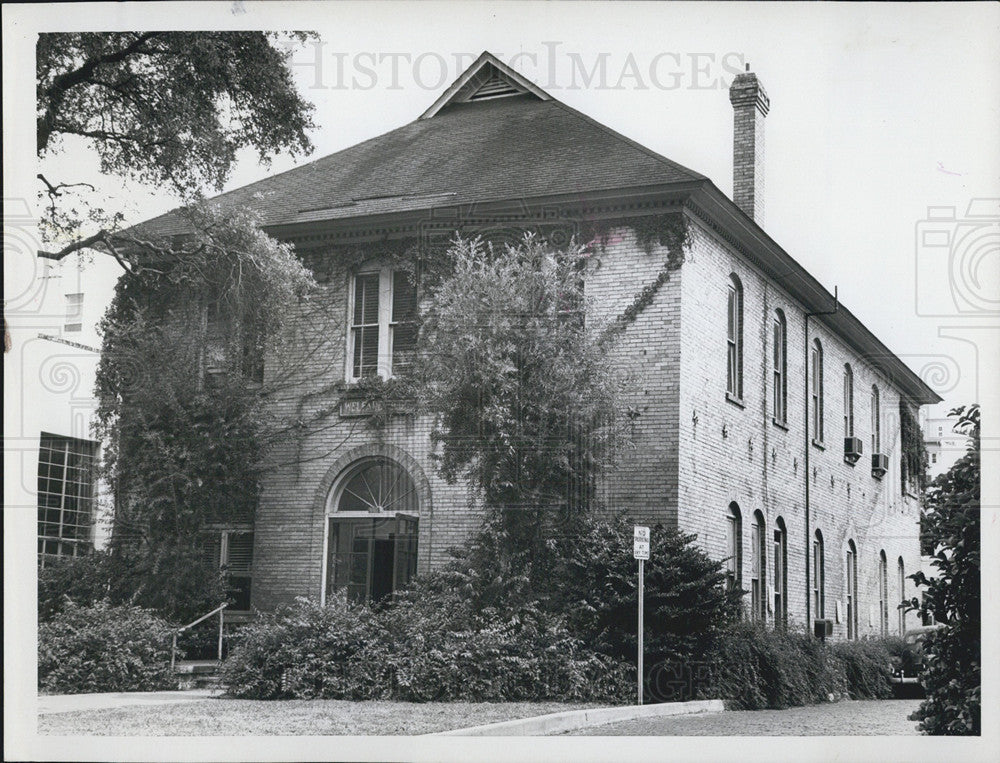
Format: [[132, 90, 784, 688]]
[[633, 525, 650, 706]]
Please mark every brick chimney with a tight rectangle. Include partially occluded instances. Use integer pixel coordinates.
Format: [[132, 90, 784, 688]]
[[729, 67, 770, 223]]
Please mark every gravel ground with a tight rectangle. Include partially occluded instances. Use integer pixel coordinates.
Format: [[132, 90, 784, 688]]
[[563, 699, 923, 736], [38, 698, 603, 736]]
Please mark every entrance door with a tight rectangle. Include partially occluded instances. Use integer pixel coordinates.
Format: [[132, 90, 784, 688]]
[[326, 515, 418, 604]]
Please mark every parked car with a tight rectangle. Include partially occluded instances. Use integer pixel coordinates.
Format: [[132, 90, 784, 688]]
[[890, 623, 945, 695]]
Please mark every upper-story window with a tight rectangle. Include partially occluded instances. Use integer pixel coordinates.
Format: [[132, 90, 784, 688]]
[[810, 339, 824, 444], [772, 310, 787, 424], [348, 268, 417, 381], [871, 385, 881, 453], [726, 275, 743, 401], [843, 364, 854, 438], [64, 293, 83, 333]]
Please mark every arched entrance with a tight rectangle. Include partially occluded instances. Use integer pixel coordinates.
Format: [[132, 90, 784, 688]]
[[324, 457, 419, 604]]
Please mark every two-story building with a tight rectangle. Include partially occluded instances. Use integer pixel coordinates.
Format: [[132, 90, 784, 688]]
[[134, 52, 940, 638]]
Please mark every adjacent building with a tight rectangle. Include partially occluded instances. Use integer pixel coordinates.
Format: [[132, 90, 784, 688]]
[[134, 53, 940, 638]]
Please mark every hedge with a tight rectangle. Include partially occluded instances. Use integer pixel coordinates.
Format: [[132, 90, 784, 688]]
[[38, 600, 176, 694]]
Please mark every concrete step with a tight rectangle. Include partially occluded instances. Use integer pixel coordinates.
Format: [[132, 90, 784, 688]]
[[174, 660, 222, 691]]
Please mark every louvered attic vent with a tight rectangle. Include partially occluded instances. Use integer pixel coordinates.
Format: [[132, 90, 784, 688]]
[[467, 69, 523, 101]]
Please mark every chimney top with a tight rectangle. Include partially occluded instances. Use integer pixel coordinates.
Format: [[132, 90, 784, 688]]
[[729, 71, 770, 117]]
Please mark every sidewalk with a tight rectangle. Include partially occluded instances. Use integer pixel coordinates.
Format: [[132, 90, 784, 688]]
[[38, 689, 222, 715]]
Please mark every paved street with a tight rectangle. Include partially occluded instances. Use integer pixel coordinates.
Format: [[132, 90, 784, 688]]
[[562, 700, 922, 736]]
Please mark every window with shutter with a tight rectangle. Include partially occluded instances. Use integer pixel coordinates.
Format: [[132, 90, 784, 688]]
[[348, 268, 418, 381]]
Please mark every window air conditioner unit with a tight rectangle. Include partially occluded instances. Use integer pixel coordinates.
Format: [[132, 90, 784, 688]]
[[844, 437, 863, 464], [872, 453, 889, 479]]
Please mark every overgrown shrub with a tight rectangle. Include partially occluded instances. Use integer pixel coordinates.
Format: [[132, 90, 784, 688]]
[[38, 600, 175, 694], [221, 595, 630, 703], [708, 624, 897, 709], [38, 553, 112, 621], [830, 638, 896, 700]]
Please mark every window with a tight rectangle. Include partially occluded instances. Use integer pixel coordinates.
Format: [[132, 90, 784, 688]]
[[772, 310, 787, 424], [878, 550, 889, 636], [931, 453, 938, 464], [898, 557, 906, 635], [813, 530, 825, 619], [871, 385, 881, 454], [726, 275, 743, 400], [846, 540, 859, 639], [810, 339, 824, 443], [37, 433, 97, 567], [326, 458, 419, 603], [750, 511, 766, 622], [773, 518, 787, 627], [64, 293, 83, 332], [725, 503, 743, 594], [206, 530, 254, 611], [348, 268, 417, 380], [843, 364, 854, 438]]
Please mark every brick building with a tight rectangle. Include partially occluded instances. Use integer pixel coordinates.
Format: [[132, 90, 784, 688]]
[[138, 53, 939, 638]]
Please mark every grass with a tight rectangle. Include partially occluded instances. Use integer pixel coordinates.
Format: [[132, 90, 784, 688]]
[[39, 698, 603, 736]]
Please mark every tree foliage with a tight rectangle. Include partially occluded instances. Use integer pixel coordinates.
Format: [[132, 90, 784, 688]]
[[95, 206, 316, 621], [418, 235, 631, 532], [36, 31, 315, 258], [910, 404, 980, 735]]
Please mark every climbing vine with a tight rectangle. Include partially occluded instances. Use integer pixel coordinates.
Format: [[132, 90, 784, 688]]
[[900, 400, 928, 492]]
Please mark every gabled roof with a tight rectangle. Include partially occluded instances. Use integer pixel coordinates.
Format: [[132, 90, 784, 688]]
[[131, 52, 703, 239]]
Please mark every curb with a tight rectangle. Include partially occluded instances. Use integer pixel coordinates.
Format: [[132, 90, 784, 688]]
[[431, 699, 725, 736]]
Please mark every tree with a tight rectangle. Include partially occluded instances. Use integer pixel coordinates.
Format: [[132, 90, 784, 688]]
[[418, 235, 632, 557], [36, 31, 315, 261], [94, 205, 317, 622], [910, 404, 980, 735]]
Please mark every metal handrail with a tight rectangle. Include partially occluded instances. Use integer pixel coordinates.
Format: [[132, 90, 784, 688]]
[[170, 602, 228, 671]]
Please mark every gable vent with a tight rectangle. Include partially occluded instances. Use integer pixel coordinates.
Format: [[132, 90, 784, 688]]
[[467, 68, 524, 101]]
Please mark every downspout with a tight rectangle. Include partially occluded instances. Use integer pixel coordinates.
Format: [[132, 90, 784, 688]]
[[804, 287, 838, 630]]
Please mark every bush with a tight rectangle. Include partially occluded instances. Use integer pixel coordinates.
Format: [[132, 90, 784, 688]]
[[221, 595, 631, 703], [708, 623, 898, 709], [830, 638, 895, 700], [38, 600, 176, 694], [38, 553, 112, 622]]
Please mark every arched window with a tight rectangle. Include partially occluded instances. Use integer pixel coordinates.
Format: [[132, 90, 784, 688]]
[[750, 511, 767, 621], [811, 339, 824, 443], [326, 458, 419, 603], [843, 364, 854, 438], [773, 517, 787, 627], [772, 310, 787, 424], [725, 503, 743, 594], [879, 550, 889, 636], [813, 529, 825, 619], [871, 385, 881, 454], [846, 540, 859, 639], [898, 557, 906, 635], [727, 275, 743, 400]]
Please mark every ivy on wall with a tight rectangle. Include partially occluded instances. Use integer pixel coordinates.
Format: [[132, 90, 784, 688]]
[[900, 400, 929, 492]]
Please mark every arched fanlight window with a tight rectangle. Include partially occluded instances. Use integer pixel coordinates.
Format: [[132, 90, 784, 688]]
[[727, 275, 743, 400], [334, 458, 418, 514]]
